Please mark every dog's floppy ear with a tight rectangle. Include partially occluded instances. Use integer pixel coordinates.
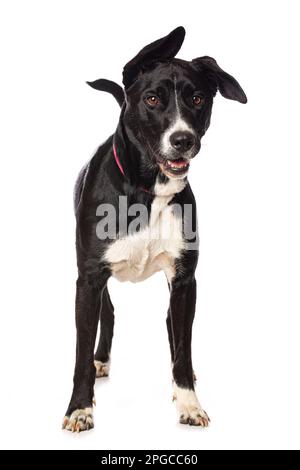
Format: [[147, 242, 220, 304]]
[[86, 79, 125, 107], [123, 26, 185, 89], [192, 56, 247, 104]]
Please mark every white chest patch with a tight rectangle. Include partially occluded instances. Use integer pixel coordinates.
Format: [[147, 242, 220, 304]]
[[104, 182, 185, 283]]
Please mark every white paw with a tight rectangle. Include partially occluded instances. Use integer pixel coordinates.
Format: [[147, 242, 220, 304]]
[[94, 360, 110, 378], [62, 407, 94, 433], [173, 384, 210, 427]]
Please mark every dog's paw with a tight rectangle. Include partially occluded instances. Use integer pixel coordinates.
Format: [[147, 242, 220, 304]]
[[62, 407, 94, 433], [173, 384, 210, 427], [94, 360, 110, 378], [179, 407, 210, 427]]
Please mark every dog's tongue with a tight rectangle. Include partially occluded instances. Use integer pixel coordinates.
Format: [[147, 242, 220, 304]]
[[167, 158, 188, 168]]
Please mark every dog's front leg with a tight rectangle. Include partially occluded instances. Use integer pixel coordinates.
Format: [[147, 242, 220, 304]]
[[170, 277, 209, 427], [63, 274, 107, 432]]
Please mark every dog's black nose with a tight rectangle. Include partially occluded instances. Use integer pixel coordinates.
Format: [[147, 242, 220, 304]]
[[170, 131, 195, 152]]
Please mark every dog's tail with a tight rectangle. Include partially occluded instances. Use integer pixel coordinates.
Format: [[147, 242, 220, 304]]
[[86, 79, 125, 107]]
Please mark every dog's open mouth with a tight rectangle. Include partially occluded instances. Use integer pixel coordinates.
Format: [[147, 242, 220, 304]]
[[160, 158, 190, 177]]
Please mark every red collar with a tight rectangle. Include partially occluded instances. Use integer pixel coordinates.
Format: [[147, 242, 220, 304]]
[[113, 144, 125, 177], [113, 144, 151, 194]]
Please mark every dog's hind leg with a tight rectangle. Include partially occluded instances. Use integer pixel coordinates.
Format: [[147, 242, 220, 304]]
[[94, 286, 114, 378]]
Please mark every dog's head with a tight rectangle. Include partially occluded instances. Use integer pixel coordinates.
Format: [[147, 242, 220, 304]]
[[121, 26, 247, 179]]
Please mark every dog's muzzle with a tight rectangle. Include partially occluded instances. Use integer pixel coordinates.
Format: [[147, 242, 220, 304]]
[[170, 131, 195, 152]]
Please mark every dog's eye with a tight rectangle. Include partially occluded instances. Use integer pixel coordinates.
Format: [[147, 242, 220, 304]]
[[145, 96, 160, 107], [192, 95, 203, 106]]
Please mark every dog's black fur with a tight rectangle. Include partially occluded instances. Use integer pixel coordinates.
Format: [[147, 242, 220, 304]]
[[63, 27, 246, 431]]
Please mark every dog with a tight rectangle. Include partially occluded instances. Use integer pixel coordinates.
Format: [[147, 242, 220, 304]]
[[62, 26, 247, 432]]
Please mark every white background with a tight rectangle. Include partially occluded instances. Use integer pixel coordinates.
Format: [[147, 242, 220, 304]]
[[0, 0, 299, 450]]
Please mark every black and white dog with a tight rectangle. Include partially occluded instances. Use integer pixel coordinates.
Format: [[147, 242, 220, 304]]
[[63, 26, 247, 432]]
